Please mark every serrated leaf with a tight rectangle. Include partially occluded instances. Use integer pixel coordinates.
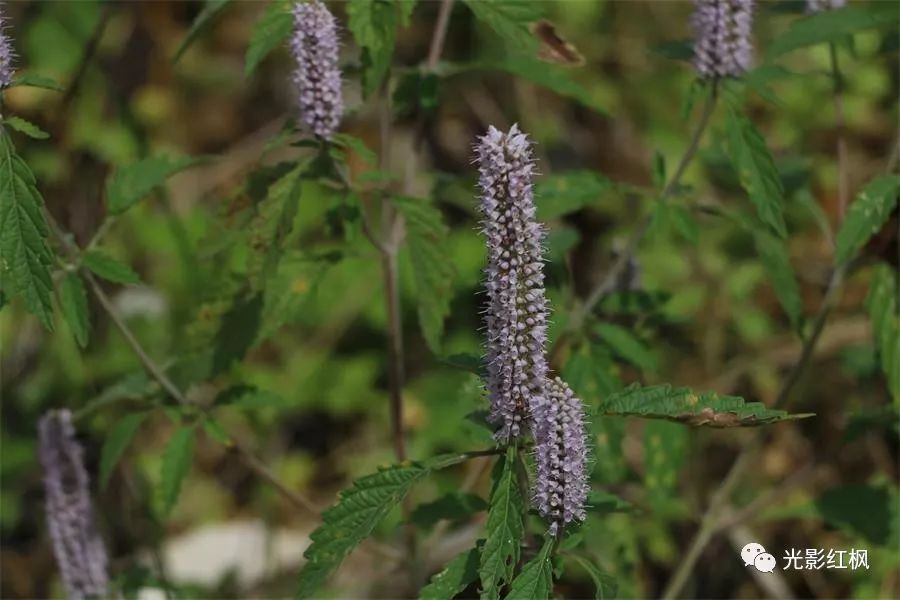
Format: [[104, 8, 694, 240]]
[[767, 4, 899, 57], [479, 446, 524, 600], [536, 170, 612, 220], [0, 133, 54, 329], [99, 412, 150, 487], [598, 383, 812, 427], [3, 117, 50, 140], [392, 196, 456, 353], [420, 546, 480, 600], [463, 0, 543, 53], [834, 175, 900, 266], [58, 272, 90, 347], [411, 492, 488, 530], [331, 133, 377, 165], [347, 0, 402, 97], [568, 556, 618, 600], [754, 229, 803, 332], [107, 155, 202, 215], [82, 249, 141, 285], [11, 73, 64, 91], [504, 536, 554, 600], [296, 461, 433, 598], [865, 264, 899, 403], [593, 323, 657, 372], [157, 426, 195, 517], [173, 0, 232, 63], [245, 0, 293, 76], [724, 109, 787, 238]]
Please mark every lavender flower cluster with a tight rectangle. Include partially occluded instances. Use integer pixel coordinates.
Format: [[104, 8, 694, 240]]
[[806, 0, 845, 12], [475, 125, 590, 534], [290, 1, 343, 139], [692, 0, 754, 80], [0, 4, 15, 90], [38, 410, 109, 600]]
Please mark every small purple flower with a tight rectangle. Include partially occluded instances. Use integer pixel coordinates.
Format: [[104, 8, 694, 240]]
[[38, 410, 109, 600], [475, 124, 549, 442], [533, 377, 590, 536], [806, 0, 845, 12], [290, 1, 343, 139], [692, 0, 754, 80], [0, 4, 16, 90]]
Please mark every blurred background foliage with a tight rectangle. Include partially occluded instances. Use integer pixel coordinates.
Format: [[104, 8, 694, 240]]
[[1, 0, 898, 598]]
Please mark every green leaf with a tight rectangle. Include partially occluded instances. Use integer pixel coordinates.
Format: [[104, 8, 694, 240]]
[[598, 383, 812, 427], [834, 175, 900, 267], [331, 133, 377, 165], [536, 170, 612, 220], [77, 371, 158, 419], [816, 484, 891, 546], [643, 420, 687, 504], [107, 155, 202, 215], [568, 556, 618, 600], [767, 4, 900, 57], [157, 426, 195, 517], [463, 0, 543, 52], [3, 117, 50, 140], [245, 0, 293, 76], [213, 384, 289, 410], [82, 250, 141, 285], [586, 490, 632, 516], [11, 73, 64, 91], [724, 109, 787, 238], [505, 536, 554, 600], [347, 0, 402, 97], [593, 323, 657, 372], [411, 492, 488, 530], [753, 230, 803, 332], [391, 196, 456, 353], [296, 461, 436, 598], [58, 272, 90, 347], [865, 264, 899, 403], [420, 546, 480, 600], [173, 0, 233, 63], [202, 416, 231, 446], [479, 446, 524, 600], [212, 291, 263, 375], [99, 412, 150, 488], [0, 133, 54, 329]]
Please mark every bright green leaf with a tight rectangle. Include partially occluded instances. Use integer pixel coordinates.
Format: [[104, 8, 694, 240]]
[[347, 0, 402, 97], [245, 0, 293, 76], [479, 446, 524, 600], [505, 536, 554, 600], [100, 412, 150, 487], [11, 73, 64, 91], [58, 272, 90, 347], [767, 4, 899, 57], [834, 175, 900, 267], [420, 546, 480, 600], [82, 250, 141, 285], [3, 117, 50, 140], [107, 155, 202, 215], [157, 426, 195, 517]]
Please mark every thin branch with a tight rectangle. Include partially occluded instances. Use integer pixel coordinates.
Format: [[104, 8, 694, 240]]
[[829, 43, 850, 221]]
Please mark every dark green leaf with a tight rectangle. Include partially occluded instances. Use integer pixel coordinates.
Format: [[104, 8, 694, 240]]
[[598, 383, 812, 426], [245, 0, 293, 76], [753, 230, 803, 332], [816, 484, 891, 546], [77, 372, 158, 419], [173, 0, 232, 63], [463, 0, 543, 52], [420, 546, 480, 600], [157, 426, 195, 517], [58, 272, 90, 347], [3, 117, 50, 140], [568, 556, 618, 600], [505, 536, 554, 600], [100, 412, 150, 487], [834, 175, 900, 266], [586, 490, 632, 517], [865, 264, 899, 403], [331, 133, 377, 165], [411, 492, 488, 529], [767, 4, 900, 57], [347, 0, 402, 97], [479, 446, 524, 600], [107, 155, 202, 215], [439, 353, 485, 376], [651, 39, 693, 62], [82, 250, 141, 285], [391, 196, 456, 353], [212, 292, 263, 375], [593, 323, 657, 372], [536, 170, 612, 220], [0, 133, 54, 329], [11, 73, 63, 91], [724, 109, 787, 238], [213, 384, 289, 410]]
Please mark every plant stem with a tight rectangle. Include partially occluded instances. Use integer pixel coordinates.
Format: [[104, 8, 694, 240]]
[[829, 43, 850, 221]]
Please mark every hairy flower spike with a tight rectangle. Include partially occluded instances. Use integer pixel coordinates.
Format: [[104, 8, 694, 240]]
[[806, 0, 845, 12], [290, 1, 343, 139], [0, 4, 16, 90], [533, 377, 590, 535], [692, 0, 754, 80], [475, 124, 549, 442], [39, 410, 109, 600]]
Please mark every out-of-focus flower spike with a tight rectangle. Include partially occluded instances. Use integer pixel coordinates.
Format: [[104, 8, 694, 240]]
[[290, 1, 343, 139], [692, 0, 754, 80], [0, 3, 16, 90], [806, 0, 846, 13]]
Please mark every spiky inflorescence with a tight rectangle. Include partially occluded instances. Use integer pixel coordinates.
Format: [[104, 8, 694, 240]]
[[38, 410, 109, 600], [0, 4, 16, 90], [290, 1, 343, 139], [475, 124, 549, 442], [806, 0, 845, 12], [692, 0, 754, 80], [533, 377, 590, 536]]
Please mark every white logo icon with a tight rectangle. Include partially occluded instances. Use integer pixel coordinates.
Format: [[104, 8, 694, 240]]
[[741, 542, 778, 573]]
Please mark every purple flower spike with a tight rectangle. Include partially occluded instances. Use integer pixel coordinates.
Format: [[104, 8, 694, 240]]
[[290, 1, 343, 139], [692, 0, 754, 80], [0, 4, 16, 90], [533, 377, 590, 536], [475, 124, 549, 442], [39, 410, 109, 600], [806, 0, 845, 12]]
